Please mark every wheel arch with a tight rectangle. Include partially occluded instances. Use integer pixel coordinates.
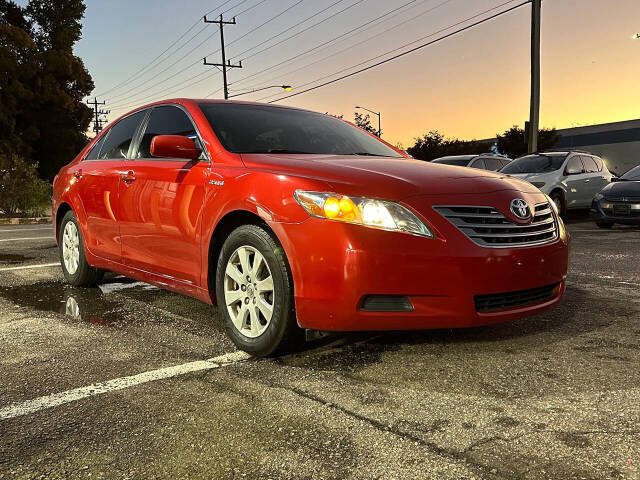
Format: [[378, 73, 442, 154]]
[[55, 202, 73, 244], [206, 209, 284, 305], [549, 187, 567, 216]]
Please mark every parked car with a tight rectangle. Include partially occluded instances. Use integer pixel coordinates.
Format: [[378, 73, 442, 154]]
[[53, 99, 569, 355], [590, 164, 640, 228], [500, 151, 613, 216], [432, 154, 511, 171]]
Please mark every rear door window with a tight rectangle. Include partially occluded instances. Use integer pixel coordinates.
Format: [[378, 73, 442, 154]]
[[581, 156, 599, 173], [98, 111, 146, 160], [592, 156, 604, 172], [136, 106, 198, 159], [483, 158, 501, 171]]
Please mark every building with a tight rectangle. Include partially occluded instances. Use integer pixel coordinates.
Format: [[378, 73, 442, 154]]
[[554, 119, 640, 175]]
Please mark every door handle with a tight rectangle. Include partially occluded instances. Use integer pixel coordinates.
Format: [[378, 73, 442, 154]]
[[74, 169, 83, 179], [121, 171, 136, 184], [584, 179, 590, 182]]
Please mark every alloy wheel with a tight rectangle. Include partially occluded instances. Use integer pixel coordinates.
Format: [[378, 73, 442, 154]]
[[62, 222, 80, 275], [223, 245, 275, 338]]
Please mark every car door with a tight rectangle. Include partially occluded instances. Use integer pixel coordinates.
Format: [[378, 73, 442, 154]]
[[581, 155, 604, 202], [73, 111, 146, 262], [117, 105, 209, 286], [564, 155, 589, 208]]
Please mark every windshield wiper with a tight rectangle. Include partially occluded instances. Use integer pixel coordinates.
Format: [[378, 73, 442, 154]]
[[241, 149, 316, 154], [340, 152, 392, 157]]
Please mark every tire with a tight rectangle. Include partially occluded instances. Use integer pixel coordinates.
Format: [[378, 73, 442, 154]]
[[550, 191, 566, 218], [596, 221, 614, 229], [58, 211, 104, 287], [215, 224, 302, 356]]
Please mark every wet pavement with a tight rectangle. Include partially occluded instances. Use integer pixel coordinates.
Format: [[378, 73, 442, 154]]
[[0, 217, 639, 479]]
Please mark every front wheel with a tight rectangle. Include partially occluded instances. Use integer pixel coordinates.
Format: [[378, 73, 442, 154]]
[[215, 224, 302, 356], [58, 211, 104, 286], [550, 191, 566, 218]]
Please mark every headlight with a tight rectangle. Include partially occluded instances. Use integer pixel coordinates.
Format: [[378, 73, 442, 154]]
[[594, 193, 604, 201], [294, 190, 433, 237], [531, 181, 546, 188]]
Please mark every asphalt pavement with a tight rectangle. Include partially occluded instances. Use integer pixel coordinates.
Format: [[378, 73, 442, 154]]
[[0, 217, 639, 479]]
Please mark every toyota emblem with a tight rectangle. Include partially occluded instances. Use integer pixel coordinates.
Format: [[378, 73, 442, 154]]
[[510, 198, 531, 220]]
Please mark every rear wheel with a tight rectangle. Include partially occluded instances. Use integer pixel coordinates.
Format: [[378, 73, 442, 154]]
[[58, 211, 104, 286], [215, 224, 301, 356], [596, 221, 614, 229]]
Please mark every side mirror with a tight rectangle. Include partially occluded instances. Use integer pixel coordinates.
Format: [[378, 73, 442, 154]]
[[150, 135, 202, 160]]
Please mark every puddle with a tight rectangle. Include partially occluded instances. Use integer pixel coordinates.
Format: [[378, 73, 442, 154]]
[[0, 280, 128, 327], [0, 253, 31, 264]]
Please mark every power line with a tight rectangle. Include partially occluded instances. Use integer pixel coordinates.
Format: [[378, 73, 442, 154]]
[[256, 0, 518, 101], [96, 0, 238, 97], [228, 0, 428, 89], [267, 0, 530, 103], [104, 0, 276, 105], [234, 0, 455, 93], [231, 0, 364, 61]]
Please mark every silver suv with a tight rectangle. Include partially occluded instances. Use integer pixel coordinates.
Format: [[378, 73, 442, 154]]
[[432, 153, 511, 172], [500, 151, 613, 215]]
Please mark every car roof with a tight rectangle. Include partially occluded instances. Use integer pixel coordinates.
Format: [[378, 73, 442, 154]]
[[433, 155, 476, 161]]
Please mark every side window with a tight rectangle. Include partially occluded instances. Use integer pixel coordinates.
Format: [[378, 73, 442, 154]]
[[98, 111, 146, 160], [592, 156, 604, 172], [581, 156, 599, 173], [470, 158, 485, 169], [136, 106, 198, 159], [501, 159, 511, 168], [84, 135, 107, 160], [566, 156, 584, 174], [484, 158, 501, 171]]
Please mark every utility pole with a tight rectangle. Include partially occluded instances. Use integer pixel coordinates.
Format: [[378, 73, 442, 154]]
[[86, 97, 109, 136], [527, 0, 541, 153], [203, 14, 242, 100]]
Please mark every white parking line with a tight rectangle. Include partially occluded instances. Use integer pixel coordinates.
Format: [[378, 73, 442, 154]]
[[0, 350, 251, 420], [0, 237, 54, 242], [0, 263, 59, 272], [0, 227, 52, 233]]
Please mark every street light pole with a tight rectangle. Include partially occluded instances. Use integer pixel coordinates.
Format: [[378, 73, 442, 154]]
[[228, 85, 291, 98], [355, 106, 382, 137], [527, 0, 541, 153]]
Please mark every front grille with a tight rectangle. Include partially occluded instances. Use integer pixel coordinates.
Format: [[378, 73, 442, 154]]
[[602, 202, 640, 217], [433, 202, 557, 248], [474, 283, 559, 312]]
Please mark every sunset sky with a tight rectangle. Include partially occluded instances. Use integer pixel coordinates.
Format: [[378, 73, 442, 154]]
[[61, 0, 640, 146]]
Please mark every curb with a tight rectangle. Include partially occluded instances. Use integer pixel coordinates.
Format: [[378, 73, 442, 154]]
[[0, 217, 51, 225]]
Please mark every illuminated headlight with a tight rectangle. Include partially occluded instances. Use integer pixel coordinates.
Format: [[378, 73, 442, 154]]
[[594, 193, 605, 201], [294, 190, 433, 237]]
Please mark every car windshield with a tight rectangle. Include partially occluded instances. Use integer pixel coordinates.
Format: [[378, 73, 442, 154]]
[[432, 157, 473, 166], [199, 103, 402, 157], [621, 165, 640, 180], [500, 153, 568, 174]]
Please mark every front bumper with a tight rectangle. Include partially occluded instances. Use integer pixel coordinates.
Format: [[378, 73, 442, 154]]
[[591, 200, 640, 225], [271, 192, 570, 331]]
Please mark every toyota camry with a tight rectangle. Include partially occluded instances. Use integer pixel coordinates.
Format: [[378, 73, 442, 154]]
[[53, 99, 570, 355]]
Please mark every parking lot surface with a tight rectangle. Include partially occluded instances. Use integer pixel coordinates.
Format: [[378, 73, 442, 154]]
[[1, 219, 639, 479]]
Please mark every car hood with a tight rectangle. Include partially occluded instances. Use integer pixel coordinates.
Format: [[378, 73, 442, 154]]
[[505, 172, 556, 182], [241, 154, 539, 200], [600, 180, 640, 198]]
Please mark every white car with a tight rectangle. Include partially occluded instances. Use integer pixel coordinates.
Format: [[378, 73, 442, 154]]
[[500, 151, 613, 216]]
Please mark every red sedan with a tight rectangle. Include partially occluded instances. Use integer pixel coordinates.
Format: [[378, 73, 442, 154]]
[[53, 99, 569, 355]]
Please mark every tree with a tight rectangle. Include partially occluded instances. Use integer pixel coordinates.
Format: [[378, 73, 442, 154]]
[[496, 126, 558, 159], [0, 0, 93, 181], [407, 130, 492, 162], [354, 111, 380, 137]]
